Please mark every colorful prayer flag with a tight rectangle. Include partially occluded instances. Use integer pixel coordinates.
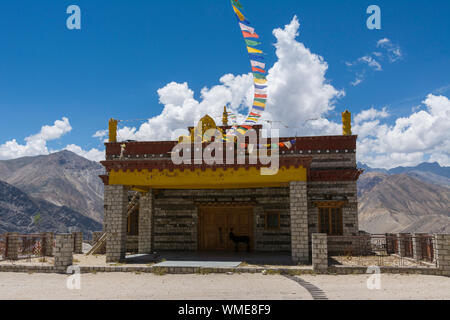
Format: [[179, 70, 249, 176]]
[[252, 67, 266, 73], [233, 5, 245, 21], [251, 60, 265, 69], [231, 0, 243, 10], [254, 78, 267, 84], [242, 31, 259, 38], [240, 23, 255, 34], [245, 39, 261, 47], [247, 46, 262, 54]]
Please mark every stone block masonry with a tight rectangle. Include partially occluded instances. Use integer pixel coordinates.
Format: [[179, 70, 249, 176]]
[[435, 234, 450, 276], [6, 233, 19, 260], [139, 190, 153, 254], [41, 232, 54, 257], [54, 234, 73, 272], [73, 232, 83, 254], [312, 233, 328, 272], [290, 181, 309, 264], [104, 185, 128, 263], [412, 233, 425, 261]]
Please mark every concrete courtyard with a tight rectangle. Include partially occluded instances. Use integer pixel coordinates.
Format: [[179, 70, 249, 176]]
[[0, 272, 449, 300]]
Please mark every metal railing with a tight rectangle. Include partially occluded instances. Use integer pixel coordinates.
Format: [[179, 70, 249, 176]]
[[18, 234, 44, 260], [328, 234, 437, 268]]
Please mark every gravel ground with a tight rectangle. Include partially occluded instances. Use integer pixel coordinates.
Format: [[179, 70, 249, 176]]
[[0, 272, 449, 300]]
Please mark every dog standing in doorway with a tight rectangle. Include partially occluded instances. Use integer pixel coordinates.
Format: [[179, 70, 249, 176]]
[[229, 229, 250, 252]]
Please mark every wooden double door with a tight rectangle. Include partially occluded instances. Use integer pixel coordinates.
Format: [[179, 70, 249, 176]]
[[198, 206, 253, 251]]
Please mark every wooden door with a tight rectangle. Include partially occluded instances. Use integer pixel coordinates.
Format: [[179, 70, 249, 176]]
[[198, 206, 253, 251]]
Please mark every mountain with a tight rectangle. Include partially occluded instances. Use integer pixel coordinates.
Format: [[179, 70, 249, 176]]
[[0, 151, 104, 222], [0, 180, 101, 235], [388, 162, 450, 178], [357, 161, 450, 188], [358, 174, 450, 234]]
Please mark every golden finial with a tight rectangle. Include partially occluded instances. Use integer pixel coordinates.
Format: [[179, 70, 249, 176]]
[[222, 106, 229, 126], [109, 119, 118, 143], [342, 110, 352, 136]]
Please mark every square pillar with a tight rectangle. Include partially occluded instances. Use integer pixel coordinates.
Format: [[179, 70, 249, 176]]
[[41, 232, 54, 257], [72, 232, 83, 254], [397, 233, 405, 257], [412, 233, 425, 261], [6, 233, 20, 260], [54, 234, 74, 272], [138, 190, 153, 254], [312, 233, 328, 272], [104, 185, 128, 263], [435, 234, 450, 276], [289, 181, 309, 264]]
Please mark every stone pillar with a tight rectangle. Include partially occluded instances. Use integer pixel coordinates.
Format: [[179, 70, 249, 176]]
[[54, 234, 74, 272], [435, 234, 450, 276], [290, 181, 309, 264], [312, 233, 328, 273], [73, 232, 83, 254], [104, 185, 128, 263], [41, 232, 54, 257], [397, 233, 405, 257], [139, 190, 153, 254], [6, 233, 20, 260], [412, 233, 425, 261]]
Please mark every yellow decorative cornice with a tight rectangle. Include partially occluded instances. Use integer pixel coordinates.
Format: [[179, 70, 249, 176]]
[[108, 166, 307, 189]]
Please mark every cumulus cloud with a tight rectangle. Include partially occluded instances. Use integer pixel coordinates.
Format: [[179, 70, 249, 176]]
[[0, 118, 72, 160], [64, 144, 105, 162], [0, 117, 105, 162], [354, 94, 450, 168], [116, 16, 343, 141]]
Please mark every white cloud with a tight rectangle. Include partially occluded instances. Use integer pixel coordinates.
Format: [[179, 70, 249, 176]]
[[346, 38, 402, 85], [358, 56, 382, 71], [64, 144, 105, 162], [0, 117, 72, 160], [0, 117, 105, 162], [116, 16, 343, 140], [355, 94, 450, 168], [354, 107, 389, 124], [377, 38, 402, 62]]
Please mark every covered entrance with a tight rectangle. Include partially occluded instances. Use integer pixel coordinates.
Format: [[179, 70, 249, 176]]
[[198, 205, 254, 251]]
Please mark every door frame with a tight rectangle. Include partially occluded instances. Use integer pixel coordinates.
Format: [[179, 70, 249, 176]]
[[197, 204, 255, 251]]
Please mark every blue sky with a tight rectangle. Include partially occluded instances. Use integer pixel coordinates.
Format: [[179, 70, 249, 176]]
[[0, 0, 449, 168]]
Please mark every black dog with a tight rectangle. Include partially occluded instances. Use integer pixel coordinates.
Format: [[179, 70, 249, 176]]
[[229, 229, 250, 252]]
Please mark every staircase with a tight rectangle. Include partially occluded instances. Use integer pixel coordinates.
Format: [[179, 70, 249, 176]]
[[87, 192, 140, 255]]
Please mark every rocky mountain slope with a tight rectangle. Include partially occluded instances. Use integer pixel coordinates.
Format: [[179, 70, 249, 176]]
[[0, 151, 104, 222], [0, 180, 101, 234], [358, 173, 450, 234]]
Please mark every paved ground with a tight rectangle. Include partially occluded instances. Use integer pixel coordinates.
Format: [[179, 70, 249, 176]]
[[0, 272, 449, 300]]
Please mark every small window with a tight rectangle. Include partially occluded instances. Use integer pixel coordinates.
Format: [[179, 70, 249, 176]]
[[318, 207, 343, 236], [265, 212, 280, 230]]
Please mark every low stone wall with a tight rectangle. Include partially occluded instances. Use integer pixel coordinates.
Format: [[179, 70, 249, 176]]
[[327, 235, 372, 256]]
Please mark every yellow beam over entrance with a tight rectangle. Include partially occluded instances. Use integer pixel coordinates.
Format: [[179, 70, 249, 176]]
[[108, 166, 307, 189]]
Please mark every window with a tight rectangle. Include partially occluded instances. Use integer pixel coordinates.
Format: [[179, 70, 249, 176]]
[[318, 207, 343, 235], [265, 212, 280, 230]]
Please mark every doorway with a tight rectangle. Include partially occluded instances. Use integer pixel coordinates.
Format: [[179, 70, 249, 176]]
[[198, 206, 254, 251]]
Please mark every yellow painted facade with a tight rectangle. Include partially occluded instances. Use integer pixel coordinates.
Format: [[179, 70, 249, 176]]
[[108, 165, 307, 190]]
